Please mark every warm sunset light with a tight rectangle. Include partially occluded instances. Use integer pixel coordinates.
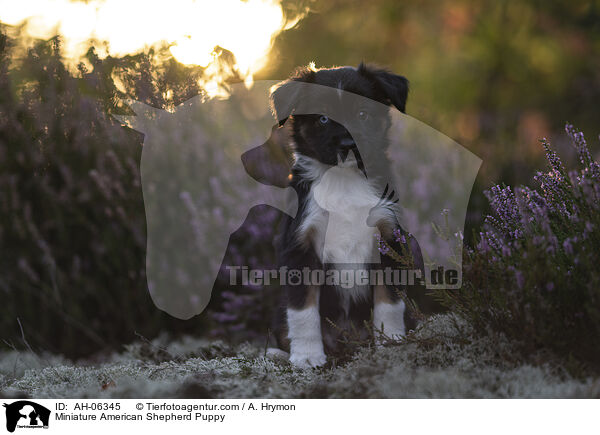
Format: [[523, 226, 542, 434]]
[[0, 0, 302, 81], [2, 0, 599, 408]]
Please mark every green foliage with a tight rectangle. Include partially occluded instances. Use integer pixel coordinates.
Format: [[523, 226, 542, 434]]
[[266, 0, 600, 236]]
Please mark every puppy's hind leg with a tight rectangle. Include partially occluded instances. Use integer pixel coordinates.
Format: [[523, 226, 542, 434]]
[[287, 285, 326, 368]]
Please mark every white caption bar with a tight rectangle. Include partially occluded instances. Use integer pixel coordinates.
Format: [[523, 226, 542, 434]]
[[0, 399, 596, 435]]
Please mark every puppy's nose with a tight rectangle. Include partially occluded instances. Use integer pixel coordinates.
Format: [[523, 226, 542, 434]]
[[338, 137, 356, 149]]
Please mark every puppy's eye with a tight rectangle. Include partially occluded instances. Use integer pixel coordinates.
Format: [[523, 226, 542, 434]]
[[319, 115, 329, 125], [358, 110, 369, 121]]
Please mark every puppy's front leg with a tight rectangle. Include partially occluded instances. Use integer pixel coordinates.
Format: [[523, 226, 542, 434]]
[[373, 284, 406, 344], [287, 285, 326, 368]]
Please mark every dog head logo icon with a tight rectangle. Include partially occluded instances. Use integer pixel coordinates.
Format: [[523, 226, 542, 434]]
[[3, 401, 50, 432]]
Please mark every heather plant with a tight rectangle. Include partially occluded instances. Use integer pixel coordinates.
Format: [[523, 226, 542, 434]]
[[2, 22, 598, 370], [438, 124, 600, 370], [0, 30, 280, 357], [208, 205, 283, 340], [0, 32, 172, 358]]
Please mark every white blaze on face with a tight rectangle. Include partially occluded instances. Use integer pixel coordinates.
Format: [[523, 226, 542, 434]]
[[0, 0, 304, 84]]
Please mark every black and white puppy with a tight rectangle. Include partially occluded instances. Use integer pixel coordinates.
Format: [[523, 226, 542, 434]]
[[270, 63, 423, 368]]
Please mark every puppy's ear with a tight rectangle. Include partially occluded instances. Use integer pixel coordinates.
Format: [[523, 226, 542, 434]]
[[270, 65, 316, 126], [270, 81, 298, 126], [358, 62, 409, 113]]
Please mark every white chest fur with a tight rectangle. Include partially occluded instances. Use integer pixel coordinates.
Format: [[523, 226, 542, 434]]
[[310, 168, 379, 265], [294, 154, 398, 312], [295, 155, 394, 266]]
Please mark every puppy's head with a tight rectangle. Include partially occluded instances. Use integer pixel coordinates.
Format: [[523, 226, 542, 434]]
[[270, 63, 408, 168]]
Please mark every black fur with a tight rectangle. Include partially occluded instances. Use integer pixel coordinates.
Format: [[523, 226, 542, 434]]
[[270, 63, 423, 356]]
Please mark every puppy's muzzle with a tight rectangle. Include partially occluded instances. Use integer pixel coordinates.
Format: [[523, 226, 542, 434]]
[[337, 136, 357, 162]]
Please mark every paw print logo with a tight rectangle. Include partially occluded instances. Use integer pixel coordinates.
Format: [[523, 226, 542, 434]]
[[287, 269, 302, 286]]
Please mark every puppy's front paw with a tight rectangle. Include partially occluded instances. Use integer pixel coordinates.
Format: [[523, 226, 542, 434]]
[[289, 351, 327, 368]]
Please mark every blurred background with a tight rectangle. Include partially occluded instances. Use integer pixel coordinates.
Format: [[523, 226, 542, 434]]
[[0, 0, 598, 359]]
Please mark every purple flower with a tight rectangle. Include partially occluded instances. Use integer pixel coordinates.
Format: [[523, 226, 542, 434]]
[[562, 238, 574, 256], [515, 270, 525, 289], [392, 228, 406, 244], [211, 312, 238, 323], [375, 233, 390, 255]]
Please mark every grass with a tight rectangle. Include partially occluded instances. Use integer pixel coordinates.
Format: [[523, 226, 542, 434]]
[[2, 314, 599, 399]]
